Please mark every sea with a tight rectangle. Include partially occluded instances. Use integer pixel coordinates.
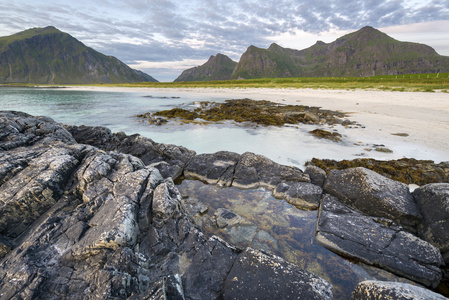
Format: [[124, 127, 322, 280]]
[[1, 86, 442, 169]]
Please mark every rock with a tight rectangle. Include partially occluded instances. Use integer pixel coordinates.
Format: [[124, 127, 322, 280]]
[[351, 280, 449, 300], [152, 178, 184, 229], [232, 152, 310, 190], [163, 274, 185, 300], [413, 183, 449, 263], [184, 151, 240, 186], [315, 194, 444, 288], [324, 167, 422, 229], [0, 111, 75, 150], [213, 208, 258, 245], [184, 151, 310, 192], [273, 182, 323, 210], [0, 145, 83, 238], [305, 165, 327, 187], [222, 248, 333, 300], [65, 124, 196, 180]]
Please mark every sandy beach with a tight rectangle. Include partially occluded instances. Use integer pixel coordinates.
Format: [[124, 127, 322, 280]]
[[68, 86, 449, 162]]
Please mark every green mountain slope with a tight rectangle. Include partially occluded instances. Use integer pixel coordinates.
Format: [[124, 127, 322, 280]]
[[174, 53, 237, 82], [230, 26, 449, 79], [0, 26, 158, 84]]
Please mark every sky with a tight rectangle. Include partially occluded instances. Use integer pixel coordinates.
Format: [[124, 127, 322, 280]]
[[1, 0, 449, 82]]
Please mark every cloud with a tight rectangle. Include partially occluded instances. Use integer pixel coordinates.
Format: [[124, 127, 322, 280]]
[[1, 0, 449, 81]]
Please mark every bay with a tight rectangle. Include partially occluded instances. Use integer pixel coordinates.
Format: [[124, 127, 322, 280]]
[[0, 86, 423, 169]]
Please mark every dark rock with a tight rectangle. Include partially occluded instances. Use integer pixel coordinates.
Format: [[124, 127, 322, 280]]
[[222, 247, 333, 300], [232, 152, 310, 190], [163, 274, 185, 300], [351, 280, 449, 300], [305, 165, 326, 187], [213, 208, 258, 245], [0, 111, 75, 150], [273, 182, 323, 210], [413, 183, 449, 263], [65, 124, 196, 180], [0, 144, 83, 238], [324, 167, 422, 228], [183, 151, 310, 192], [184, 151, 240, 186], [315, 194, 444, 288]]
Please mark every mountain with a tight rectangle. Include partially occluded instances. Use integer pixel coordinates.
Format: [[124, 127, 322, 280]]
[[0, 26, 158, 84], [230, 26, 449, 79], [174, 53, 237, 82]]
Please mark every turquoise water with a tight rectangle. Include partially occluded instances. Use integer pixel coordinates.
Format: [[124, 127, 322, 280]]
[[1, 87, 444, 168]]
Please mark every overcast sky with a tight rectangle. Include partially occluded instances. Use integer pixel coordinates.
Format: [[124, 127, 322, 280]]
[[1, 0, 449, 81]]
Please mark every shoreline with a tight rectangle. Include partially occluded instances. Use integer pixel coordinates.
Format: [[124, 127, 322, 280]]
[[64, 86, 449, 163]]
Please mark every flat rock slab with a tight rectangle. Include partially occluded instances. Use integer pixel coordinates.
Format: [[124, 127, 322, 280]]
[[222, 248, 333, 300], [315, 194, 443, 288], [351, 280, 449, 300], [324, 167, 422, 228], [184, 151, 240, 186], [413, 183, 449, 263], [273, 181, 323, 210], [184, 151, 310, 191]]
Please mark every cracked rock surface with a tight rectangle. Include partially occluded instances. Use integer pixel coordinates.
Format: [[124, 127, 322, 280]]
[[351, 280, 449, 300], [323, 167, 423, 229], [0, 111, 332, 299], [413, 183, 449, 264], [315, 194, 444, 288]]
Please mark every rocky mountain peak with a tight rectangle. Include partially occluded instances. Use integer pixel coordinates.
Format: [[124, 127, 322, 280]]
[[0, 26, 158, 84]]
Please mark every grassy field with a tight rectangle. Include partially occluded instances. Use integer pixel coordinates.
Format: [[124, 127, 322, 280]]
[[3, 73, 449, 92]]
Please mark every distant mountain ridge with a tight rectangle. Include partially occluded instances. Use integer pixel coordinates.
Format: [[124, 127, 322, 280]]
[[176, 26, 449, 81], [174, 53, 237, 82], [0, 26, 157, 84]]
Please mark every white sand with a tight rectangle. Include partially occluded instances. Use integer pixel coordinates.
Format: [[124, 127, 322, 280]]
[[66, 86, 449, 162]]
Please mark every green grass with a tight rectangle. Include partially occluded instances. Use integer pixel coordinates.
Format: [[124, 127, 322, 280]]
[[2, 73, 449, 91]]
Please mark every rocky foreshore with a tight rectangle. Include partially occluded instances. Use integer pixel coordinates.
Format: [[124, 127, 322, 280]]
[[1, 111, 448, 299]]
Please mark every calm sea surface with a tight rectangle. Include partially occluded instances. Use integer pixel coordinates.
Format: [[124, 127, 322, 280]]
[[1, 86, 428, 169]]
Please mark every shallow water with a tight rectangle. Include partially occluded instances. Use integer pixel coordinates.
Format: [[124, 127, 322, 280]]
[[177, 180, 373, 300], [1, 86, 439, 169]]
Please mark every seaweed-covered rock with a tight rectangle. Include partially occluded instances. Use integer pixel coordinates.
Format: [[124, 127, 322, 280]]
[[413, 183, 449, 263], [351, 280, 449, 300], [315, 194, 443, 288], [222, 248, 333, 300], [324, 167, 422, 229]]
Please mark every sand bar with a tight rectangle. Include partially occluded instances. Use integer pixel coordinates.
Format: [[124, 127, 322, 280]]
[[66, 86, 449, 162]]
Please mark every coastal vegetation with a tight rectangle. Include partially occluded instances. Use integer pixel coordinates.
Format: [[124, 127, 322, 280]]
[[2, 72, 449, 91]]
